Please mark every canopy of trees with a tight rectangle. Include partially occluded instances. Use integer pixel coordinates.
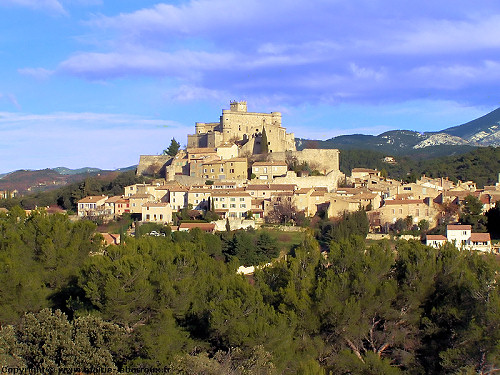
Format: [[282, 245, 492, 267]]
[[0, 208, 498, 374]]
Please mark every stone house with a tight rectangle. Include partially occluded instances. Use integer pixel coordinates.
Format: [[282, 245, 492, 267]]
[[252, 160, 288, 180], [129, 193, 155, 214], [368, 198, 438, 229], [141, 202, 172, 224], [201, 157, 248, 180]]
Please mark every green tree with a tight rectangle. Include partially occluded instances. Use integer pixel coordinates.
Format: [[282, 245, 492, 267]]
[[163, 138, 181, 157], [460, 194, 487, 232], [261, 127, 269, 154]]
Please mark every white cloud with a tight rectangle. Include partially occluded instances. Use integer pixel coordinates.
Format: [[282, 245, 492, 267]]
[[1, 0, 66, 14], [18, 67, 54, 80]]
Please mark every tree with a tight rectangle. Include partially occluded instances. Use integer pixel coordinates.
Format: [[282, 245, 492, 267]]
[[261, 127, 269, 154], [460, 194, 487, 232], [163, 138, 181, 157]]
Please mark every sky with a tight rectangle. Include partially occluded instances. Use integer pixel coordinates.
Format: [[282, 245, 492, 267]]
[[1, 0, 500, 173]]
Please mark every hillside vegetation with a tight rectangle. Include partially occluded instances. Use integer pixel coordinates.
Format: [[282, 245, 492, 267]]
[[340, 146, 500, 187], [0, 209, 498, 373]]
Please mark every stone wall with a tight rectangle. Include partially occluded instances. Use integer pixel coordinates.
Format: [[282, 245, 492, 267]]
[[136, 155, 172, 176], [267, 149, 340, 174], [271, 170, 345, 191]]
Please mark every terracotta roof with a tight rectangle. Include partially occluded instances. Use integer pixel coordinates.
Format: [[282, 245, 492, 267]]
[[311, 191, 325, 197], [168, 186, 189, 192], [130, 193, 154, 199], [426, 235, 447, 241], [447, 224, 472, 230], [101, 233, 120, 246], [246, 185, 270, 190], [78, 195, 108, 203], [187, 147, 217, 154], [179, 223, 216, 232], [252, 161, 287, 166], [269, 184, 296, 191], [142, 202, 170, 207], [470, 233, 491, 242], [384, 199, 424, 205], [212, 190, 251, 197], [105, 196, 123, 203], [352, 168, 379, 173], [295, 188, 313, 194]]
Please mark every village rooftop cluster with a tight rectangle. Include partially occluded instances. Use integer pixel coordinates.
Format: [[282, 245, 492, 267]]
[[76, 102, 500, 252]]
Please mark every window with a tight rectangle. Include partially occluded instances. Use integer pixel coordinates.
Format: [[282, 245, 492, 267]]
[[240, 197, 245, 201], [230, 204, 236, 208], [240, 204, 246, 208], [222, 204, 227, 208], [211, 168, 214, 173], [230, 169, 235, 173], [230, 197, 235, 201], [146, 214, 150, 220], [254, 167, 259, 171]]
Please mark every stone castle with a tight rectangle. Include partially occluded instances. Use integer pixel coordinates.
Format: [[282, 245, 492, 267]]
[[137, 101, 341, 182], [187, 101, 296, 156]]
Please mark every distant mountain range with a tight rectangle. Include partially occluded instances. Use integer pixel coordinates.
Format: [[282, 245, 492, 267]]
[[0, 166, 137, 194], [296, 107, 500, 158]]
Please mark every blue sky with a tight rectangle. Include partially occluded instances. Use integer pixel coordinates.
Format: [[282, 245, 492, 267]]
[[1, 0, 500, 173]]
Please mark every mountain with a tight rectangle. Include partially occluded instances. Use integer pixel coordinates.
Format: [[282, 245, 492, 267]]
[[52, 167, 103, 175], [439, 107, 500, 146], [297, 107, 500, 157], [0, 166, 137, 194]]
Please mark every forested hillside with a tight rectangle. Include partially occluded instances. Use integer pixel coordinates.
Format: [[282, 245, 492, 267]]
[[0, 209, 498, 374], [0, 170, 148, 212], [340, 146, 500, 187]]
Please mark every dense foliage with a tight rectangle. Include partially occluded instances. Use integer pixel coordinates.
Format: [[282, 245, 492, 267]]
[[0, 208, 498, 374]]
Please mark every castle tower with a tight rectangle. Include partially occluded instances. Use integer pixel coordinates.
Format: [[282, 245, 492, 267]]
[[229, 101, 247, 112]]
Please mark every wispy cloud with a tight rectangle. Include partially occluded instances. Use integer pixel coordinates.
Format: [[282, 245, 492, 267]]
[[18, 67, 54, 80], [1, 0, 66, 14], [0, 93, 21, 110], [0, 111, 191, 173]]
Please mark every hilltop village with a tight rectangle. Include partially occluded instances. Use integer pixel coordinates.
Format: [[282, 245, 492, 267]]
[[78, 101, 500, 252]]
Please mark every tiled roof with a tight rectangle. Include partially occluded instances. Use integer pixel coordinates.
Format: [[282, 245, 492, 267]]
[[252, 161, 287, 166], [179, 223, 216, 231], [187, 147, 217, 153], [384, 199, 424, 205], [142, 202, 169, 207], [78, 195, 107, 203], [447, 224, 472, 230], [426, 235, 447, 241], [471, 233, 491, 242]]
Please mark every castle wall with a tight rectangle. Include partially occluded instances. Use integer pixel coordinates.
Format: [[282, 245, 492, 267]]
[[137, 155, 173, 176], [267, 149, 340, 174]]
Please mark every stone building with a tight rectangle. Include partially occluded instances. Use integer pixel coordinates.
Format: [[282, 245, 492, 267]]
[[187, 101, 296, 155]]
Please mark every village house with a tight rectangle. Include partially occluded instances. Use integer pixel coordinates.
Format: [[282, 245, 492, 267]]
[[141, 202, 172, 224], [368, 198, 438, 230], [426, 224, 492, 252], [211, 190, 252, 219], [77, 195, 109, 218], [252, 160, 288, 180], [129, 193, 155, 214]]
